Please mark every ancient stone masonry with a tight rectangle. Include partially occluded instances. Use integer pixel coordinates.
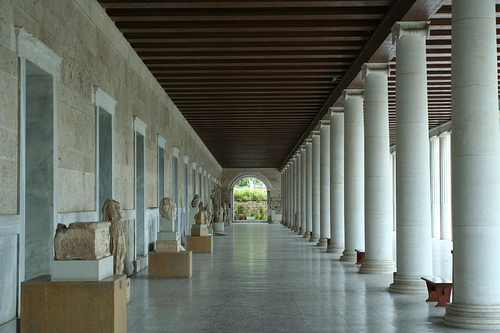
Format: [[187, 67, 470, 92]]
[[54, 222, 111, 260]]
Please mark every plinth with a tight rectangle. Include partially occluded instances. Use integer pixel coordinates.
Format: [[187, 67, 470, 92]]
[[186, 235, 213, 253], [149, 251, 192, 278], [21, 274, 126, 333]]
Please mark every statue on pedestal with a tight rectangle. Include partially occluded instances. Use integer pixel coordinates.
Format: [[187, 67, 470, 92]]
[[159, 197, 177, 221], [102, 199, 126, 274]]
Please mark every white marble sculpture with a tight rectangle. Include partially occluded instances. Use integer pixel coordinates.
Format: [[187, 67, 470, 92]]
[[191, 194, 201, 208], [159, 197, 177, 221], [54, 222, 111, 260], [102, 199, 126, 275]]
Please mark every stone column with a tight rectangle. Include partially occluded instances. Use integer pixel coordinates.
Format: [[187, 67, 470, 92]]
[[439, 132, 451, 240], [285, 165, 290, 227], [300, 144, 307, 236], [444, 0, 500, 328], [287, 160, 293, 229], [281, 170, 285, 225], [305, 138, 313, 238], [318, 120, 331, 247], [359, 63, 395, 274], [327, 108, 345, 254], [291, 156, 297, 231], [340, 89, 365, 262], [429, 136, 440, 239], [389, 21, 432, 293], [295, 151, 302, 234], [310, 131, 321, 242]]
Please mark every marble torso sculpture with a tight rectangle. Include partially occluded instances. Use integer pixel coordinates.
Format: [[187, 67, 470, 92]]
[[102, 199, 126, 274], [191, 194, 201, 208], [159, 197, 177, 221], [194, 202, 206, 225]]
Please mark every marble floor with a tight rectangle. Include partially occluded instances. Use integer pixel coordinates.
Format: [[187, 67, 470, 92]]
[[126, 223, 481, 333]]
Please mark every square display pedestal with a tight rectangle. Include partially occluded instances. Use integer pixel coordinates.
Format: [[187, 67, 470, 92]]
[[51, 256, 113, 281], [149, 251, 192, 278], [21, 274, 126, 333], [186, 236, 213, 253], [156, 240, 180, 252]]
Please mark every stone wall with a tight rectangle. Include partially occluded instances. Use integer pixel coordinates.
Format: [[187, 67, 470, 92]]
[[0, 0, 222, 326], [233, 201, 268, 220]]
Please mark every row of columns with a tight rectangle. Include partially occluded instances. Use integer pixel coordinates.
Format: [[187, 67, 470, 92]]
[[281, 2, 500, 328]]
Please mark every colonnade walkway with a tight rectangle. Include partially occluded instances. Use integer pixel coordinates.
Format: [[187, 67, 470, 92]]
[[127, 223, 474, 333]]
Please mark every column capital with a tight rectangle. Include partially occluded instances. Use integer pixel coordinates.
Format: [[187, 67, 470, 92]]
[[391, 21, 430, 45], [362, 63, 391, 80], [320, 119, 330, 127], [438, 131, 450, 139], [312, 130, 321, 138], [329, 106, 344, 116], [300, 143, 307, 150], [306, 138, 313, 144], [342, 89, 364, 103]]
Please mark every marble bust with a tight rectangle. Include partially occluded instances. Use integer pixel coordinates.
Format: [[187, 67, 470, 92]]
[[102, 199, 126, 274], [159, 197, 177, 221]]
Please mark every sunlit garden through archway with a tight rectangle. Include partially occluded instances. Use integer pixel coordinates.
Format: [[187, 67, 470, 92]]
[[233, 177, 267, 221]]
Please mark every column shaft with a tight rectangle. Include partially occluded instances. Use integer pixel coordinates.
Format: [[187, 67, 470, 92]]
[[340, 89, 365, 261], [429, 136, 441, 239], [310, 132, 321, 242], [328, 109, 345, 254], [439, 132, 451, 240], [300, 145, 307, 236], [305, 139, 313, 238], [359, 63, 395, 274], [318, 121, 331, 247], [444, 0, 500, 328], [295, 152, 302, 234], [389, 22, 432, 293]]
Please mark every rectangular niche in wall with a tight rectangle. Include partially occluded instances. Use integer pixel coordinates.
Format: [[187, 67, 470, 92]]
[[172, 148, 179, 233], [24, 60, 56, 280], [134, 118, 147, 258], [94, 88, 116, 220]]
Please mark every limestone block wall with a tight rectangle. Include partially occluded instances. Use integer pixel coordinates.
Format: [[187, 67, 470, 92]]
[[0, 0, 222, 326], [0, 0, 222, 217]]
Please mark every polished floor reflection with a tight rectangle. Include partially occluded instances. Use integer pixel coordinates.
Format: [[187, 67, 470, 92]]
[[127, 223, 480, 333]]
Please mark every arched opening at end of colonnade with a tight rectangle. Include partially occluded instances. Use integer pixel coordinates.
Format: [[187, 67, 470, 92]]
[[227, 174, 273, 223]]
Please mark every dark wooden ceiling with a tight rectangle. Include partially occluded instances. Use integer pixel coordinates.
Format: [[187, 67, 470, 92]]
[[97, 0, 483, 169]]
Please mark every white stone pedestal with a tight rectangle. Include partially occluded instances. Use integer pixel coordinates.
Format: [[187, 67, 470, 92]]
[[213, 222, 224, 234], [51, 256, 114, 281]]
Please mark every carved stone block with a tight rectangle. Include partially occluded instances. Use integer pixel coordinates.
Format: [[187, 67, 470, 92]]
[[54, 222, 111, 260], [156, 240, 180, 253]]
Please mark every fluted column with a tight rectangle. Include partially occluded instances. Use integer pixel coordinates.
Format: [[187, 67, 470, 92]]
[[327, 108, 345, 254], [444, 0, 500, 328], [318, 120, 331, 247], [340, 89, 365, 261], [389, 21, 432, 293], [292, 155, 298, 231], [439, 132, 451, 240], [300, 144, 307, 236], [305, 138, 313, 238], [282, 167, 286, 226], [289, 158, 295, 230], [310, 131, 321, 242], [359, 63, 395, 274], [429, 136, 440, 239], [295, 151, 303, 234]]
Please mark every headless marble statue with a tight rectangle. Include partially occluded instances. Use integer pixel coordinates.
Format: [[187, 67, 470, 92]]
[[102, 199, 126, 274]]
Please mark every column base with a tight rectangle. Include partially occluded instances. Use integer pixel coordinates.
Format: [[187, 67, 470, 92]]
[[309, 235, 319, 242], [317, 238, 328, 247], [444, 303, 500, 330], [298, 229, 304, 236], [326, 245, 344, 254], [339, 250, 357, 262], [358, 260, 395, 274], [389, 273, 427, 294], [303, 231, 311, 238]]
